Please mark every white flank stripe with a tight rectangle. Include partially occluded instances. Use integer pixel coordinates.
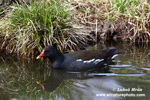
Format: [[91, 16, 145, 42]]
[[94, 59, 104, 64], [83, 59, 95, 63], [76, 59, 82, 61], [76, 58, 105, 64]]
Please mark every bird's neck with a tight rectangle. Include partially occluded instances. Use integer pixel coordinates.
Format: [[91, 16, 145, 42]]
[[48, 53, 64, 68]]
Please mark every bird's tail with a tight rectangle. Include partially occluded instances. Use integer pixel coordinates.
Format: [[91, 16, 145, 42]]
[[106, 52, 122, 64]]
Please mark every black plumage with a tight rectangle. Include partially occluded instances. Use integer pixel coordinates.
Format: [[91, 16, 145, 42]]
[[37, 46, 121, 70]]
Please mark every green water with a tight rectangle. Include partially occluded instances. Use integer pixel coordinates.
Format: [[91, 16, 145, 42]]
[[0, 44, 150, 100]]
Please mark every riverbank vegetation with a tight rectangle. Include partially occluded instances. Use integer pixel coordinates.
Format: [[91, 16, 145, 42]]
[[0, 0, 150, 57]]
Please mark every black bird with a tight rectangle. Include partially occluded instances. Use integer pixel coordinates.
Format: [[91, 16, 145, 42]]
[[36, 46, 121, 70]]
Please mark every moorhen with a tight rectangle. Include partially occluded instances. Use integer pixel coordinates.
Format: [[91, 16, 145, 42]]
[[36, 46, 121, 70]]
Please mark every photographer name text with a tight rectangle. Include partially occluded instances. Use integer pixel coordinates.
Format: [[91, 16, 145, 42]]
[[113, 88, 142, 92]]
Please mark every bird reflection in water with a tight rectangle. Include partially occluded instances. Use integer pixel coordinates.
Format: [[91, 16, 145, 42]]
[[37, 67, 121, 92]]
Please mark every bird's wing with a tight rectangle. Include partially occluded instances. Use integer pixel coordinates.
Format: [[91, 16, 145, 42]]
[[65, 48, 116, 60], [64, 52, 120, 70], [67, 58, 106, 70], [62, 48, 120, 70]]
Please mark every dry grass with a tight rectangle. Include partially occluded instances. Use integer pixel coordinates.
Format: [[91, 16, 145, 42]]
[[70, 0, 150, 44], [0, 0, 94, 57], [0, 0, 150, 57]]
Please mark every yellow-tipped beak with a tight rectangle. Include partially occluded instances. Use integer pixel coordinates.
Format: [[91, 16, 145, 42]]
[[36, 49, 45, 59], [36, 56, 41, 59]]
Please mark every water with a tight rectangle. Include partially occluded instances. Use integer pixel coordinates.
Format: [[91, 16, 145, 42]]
[[0, 44, 150, 100]]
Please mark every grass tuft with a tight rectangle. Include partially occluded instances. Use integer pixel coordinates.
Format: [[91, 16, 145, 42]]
[[0, 0, 83, 57]]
